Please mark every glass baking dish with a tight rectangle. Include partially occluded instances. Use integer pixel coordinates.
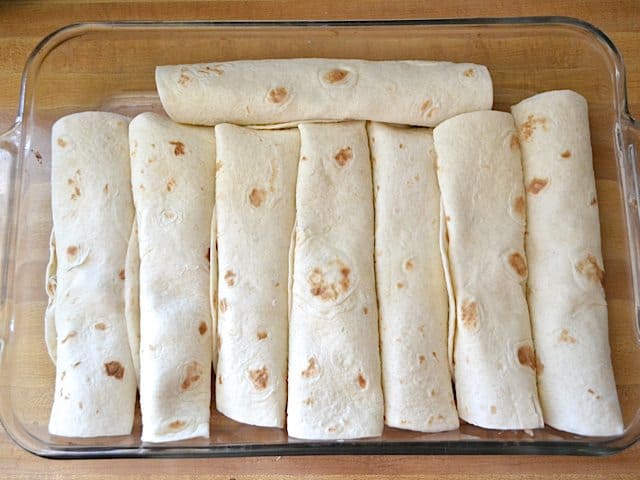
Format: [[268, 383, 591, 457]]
[[0, 17, 639, 458]]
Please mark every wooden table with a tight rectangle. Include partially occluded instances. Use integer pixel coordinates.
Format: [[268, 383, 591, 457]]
[[1, 1, 639, 478]]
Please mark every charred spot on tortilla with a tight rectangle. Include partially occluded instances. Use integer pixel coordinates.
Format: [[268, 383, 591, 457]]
[[119, 269, 126, 280], [587, 388, 602, 400], [198, 321, 208, 335], [302, 357, 319, 378], [399, 143, 405, 149], [224, 270, 237, 287], [267, 87, 288, 104], [590, 197, 598, 206], [180, 361, 203, 390], [460, 300, 478, 329], [559, 328, 577, 344], [169, 141, 185, 156], [324, 68, 350, 84], [334, 147, 353, 167], [509, 252, 528, 277], [257, 331, 268, 340], [561, 150, 572, 159], [205, 248, 211, 263], [104, 361, 125, 379], [249, 366, 269, 390], [61, 330, 77, 344], [527, 177, 549, 195], [519, 115, 548, 141], [249, 187, 267, 207], [576, 254, 605, 286], [94, 322, 107, 331], [517, 345, 536, 371], [357, 373, 367, 389]]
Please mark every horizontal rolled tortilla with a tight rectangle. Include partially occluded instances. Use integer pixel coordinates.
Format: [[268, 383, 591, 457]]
[[156, 59, 492, 127], [287, 121, 383, 440], [214, 124, 299, 428], [434, 110, 544, 430], [130, 112, 216, 443], [48, 112, 137, 437], [368, 122, 458, 432], [511, 90, 623, 436]]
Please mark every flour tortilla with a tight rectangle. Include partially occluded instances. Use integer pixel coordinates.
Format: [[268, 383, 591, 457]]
[[287, 121, 383, 440], [124, 222, 140, 385], [434, 110, 544, 430], [368, 122, 458, 432], [156, 59, 492, 127], [511, 90, 623, 436], [130, 112, 215, 443], [214, 124, 299, 428], [48, 112, 137, 437]]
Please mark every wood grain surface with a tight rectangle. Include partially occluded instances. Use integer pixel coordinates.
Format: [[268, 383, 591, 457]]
[[1, 1, 640, 478]]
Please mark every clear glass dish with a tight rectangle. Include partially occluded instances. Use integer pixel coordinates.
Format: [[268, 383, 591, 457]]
[[0, 17, 639, 458]]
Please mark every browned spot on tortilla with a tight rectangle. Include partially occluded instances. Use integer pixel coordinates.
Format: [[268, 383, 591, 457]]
[[34, 150, 43, 163], [404, 259, 414, 271], [428, 414, 444, 425], [464, 68, 475, 77], [199, 65, 224, 76], [198, 321, 208, 335], [357, 373, 367, 389], [67, 245, 78, 257], [363, 307, 368, 315], [169, 420, 186, 429], [104, 361, 125, 379], [217, 334, 221, 352], [57, 138, 67, 148], [587, 388, 602, 399], [561, 150, 572, 159], [509, 252, 528, 277], [420, 99, 432, 113], [324, 68, 350, 83], [400, 419, 408, 425], [445, 215, 451, 222], [219, 298, 228, 313], [327, 427, 337, 433], [302, 357, 319, 378], [103, 184, 109, 194], [559, 328, 577, 344], [510, 133, 520, 150], [257, 331, 268, 340], [166, 178, 176, 192], [527, 177, 549, 195], [576, 254, 605, 286], [275, 282, 280, 287], [417, 325, 425, 334], [249, 187, 267, 207], [267, 87, 288, 104], [427, 107, 439, 119], [519, 115, 548, 141], [138, 184, 145, 191], [517, 345, 536, 371], [178, 72, 190, 85], [513, 195, 525, 218], [303, 397, 314, 406], [308, 261, 351, 301], [61, 331, 77, 343], [119, 269, 125, 280], [78, 401, 83, 410], [94, 322, 107, 331], [249, 366, 269, 390], [490, 405, 497, 414], [419, 355, 426, 364], [461, 300, 478, 329], [399, 143, 405, 149], [72, 360, 81, 368], [163, 210, 177, 222], [205, 248, 211, 263], [169, 141, 185, 156], [215, 161, 223, 172], [218, 375, 223, 385], [334, 147, 353, 167], [224, 270, 237, 287], [590, 197, 598, 206], [536, 356, 544, 374], [432, 351, 437, 359], [396, 282, 405, 289], [180, 361, 203, 390]]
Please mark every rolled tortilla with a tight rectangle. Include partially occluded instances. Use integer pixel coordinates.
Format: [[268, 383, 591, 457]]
[[214, 124, 299, 428], [156, 59, 492, 127], [368, 122, 458, 432], [288, 121, 383, 440], [130, 112, 215, 443], [511, 90, 623, 436], [48, 112, 137, 437], [434, 111, 544, 430]]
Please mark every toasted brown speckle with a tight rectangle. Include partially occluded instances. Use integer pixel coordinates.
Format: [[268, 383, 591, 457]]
[[527, 177, 549, 195], [510, 134, 520, 150], [587, 388, 602, 400], [249, 366, 269, 390], [309, 261, 351, 301], [198, 321, 208, 335], [205, 248, 211, 263], [461, 300, 478, 329], [357, 373, 367, 389], [78, 401, 83, 410], [103, 184, 109, 194], [399, 143, 405, 149], [464, 68, 475, 77], [404, 259, 414, 271], [219, 298, 228, 313], [561, 150, 572, 159], [363, 307, 369, 315], [61, 330, 77, 343], [517, 345, 536, 371], [334, 147, 353, 167], [514, 195, 525, 218], [267, 87, 288, 104], [490, 405, 497, 414], [94, 323, 107, 331], [169, 141, 185, 156], [72, 360, 81, 368], [419, 355, 426, 364], [119, 269, 126, 280], [180, 361, 203, 390], [169, 420, 186, 429], [420, 99, 433, 114], [432, 351, 437, 359], [249, 187, 267, 207], [590, 197, 598, 206], [257, 331, 268, 340], [217, 334, 221, 352], [218, 375, 223, 385], [67, 245, 78, 257], [397, 282, 405, 289], [166, 178, 176, 192], [509, 252, 528, 277], [519, 115, 548, 141], [324, 69, 350, 83], [224, 270, 237, 287], [576, 254, 604, 286], [104, 361, 125, 379], [178, 72, 190, 85], [57, 138, 67, 148], [559, 329, 577, 344], [302, 357, 319, 378], [303, 397, 314, 406]]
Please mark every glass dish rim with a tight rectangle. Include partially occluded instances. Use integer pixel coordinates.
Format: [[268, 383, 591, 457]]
[[1, 16, 639, 458]]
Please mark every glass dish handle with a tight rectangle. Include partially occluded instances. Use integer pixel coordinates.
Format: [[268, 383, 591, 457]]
[[0, 121, 20, 354]]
